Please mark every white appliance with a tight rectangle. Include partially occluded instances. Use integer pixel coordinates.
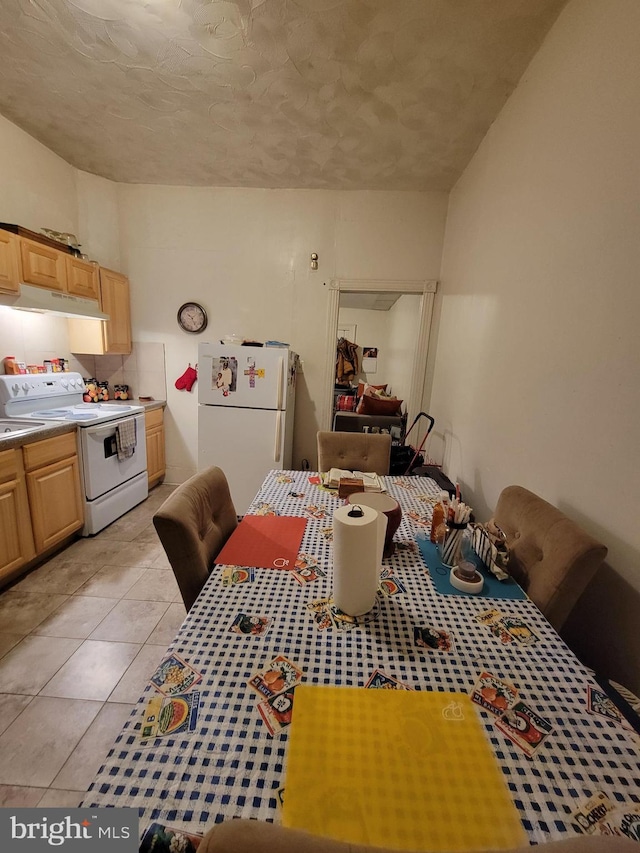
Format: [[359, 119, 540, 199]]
[[198, 343, 297, 514], [0, 372, 148, 535]]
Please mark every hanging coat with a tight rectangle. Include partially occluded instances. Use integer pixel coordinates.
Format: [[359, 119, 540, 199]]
[[336, 338, 359, 385]]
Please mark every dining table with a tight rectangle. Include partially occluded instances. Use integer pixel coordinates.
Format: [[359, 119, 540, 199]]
[[82, 470, 640, 847]]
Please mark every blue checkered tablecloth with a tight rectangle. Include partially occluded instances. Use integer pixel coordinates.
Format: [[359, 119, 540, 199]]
[[83, 472, 640, 843]]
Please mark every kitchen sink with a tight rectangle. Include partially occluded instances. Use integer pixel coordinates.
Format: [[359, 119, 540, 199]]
[[0, 418, 51, 437]]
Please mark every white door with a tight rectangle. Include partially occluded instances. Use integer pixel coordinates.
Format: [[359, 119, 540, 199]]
[[198, 405, 286, 515], [198, 343, 288, 410]]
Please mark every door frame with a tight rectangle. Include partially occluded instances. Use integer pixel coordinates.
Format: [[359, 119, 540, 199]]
[[322, 278, 438, 431]]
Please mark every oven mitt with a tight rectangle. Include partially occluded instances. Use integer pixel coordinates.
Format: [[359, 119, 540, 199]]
[[175, 364, 198, 392]]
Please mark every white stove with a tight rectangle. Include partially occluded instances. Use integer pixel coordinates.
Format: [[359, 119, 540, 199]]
[[0, 372, 148, 535]]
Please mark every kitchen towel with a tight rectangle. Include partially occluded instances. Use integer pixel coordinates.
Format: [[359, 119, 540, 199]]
[[332, 503, 386, 616], [215, 515, 306, 570], [115, 418, 137, 460]]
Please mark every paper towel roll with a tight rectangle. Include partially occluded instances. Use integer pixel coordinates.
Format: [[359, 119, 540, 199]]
[[332, 503, 387, 616]]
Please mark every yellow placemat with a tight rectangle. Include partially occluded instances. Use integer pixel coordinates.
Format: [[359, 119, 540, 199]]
[[283, 686, 526, 852]]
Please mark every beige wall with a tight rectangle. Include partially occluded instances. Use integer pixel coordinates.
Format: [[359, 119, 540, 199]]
[[429, 0, 640, 591], [117, 185, 447, 481]]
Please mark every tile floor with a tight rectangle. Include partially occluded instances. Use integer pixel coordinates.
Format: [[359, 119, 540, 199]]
[[0, 484, 183, 808]]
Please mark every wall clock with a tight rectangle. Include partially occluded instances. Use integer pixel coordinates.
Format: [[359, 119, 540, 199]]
[[177, 302, 208, 333]]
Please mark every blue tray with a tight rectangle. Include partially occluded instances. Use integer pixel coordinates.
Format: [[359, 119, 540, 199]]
[[416, 536, 527, 601]]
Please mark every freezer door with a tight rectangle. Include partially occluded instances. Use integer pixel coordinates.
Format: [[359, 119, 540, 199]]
[[198, 342, 290, 410], [198, 404, 289, 515]]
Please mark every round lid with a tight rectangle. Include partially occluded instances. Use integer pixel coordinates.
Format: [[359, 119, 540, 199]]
[[347, 492, 399, 513]]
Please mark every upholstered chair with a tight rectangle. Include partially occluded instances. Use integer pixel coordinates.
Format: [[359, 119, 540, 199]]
[[317, 430, 391, 475], [198, 818, 638, 853], [153, 466, 238, 611], [494, 485, 607, 631]]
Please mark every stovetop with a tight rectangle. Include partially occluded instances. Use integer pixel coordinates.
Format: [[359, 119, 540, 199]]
[[24, 403, 143, 425], [0, 372, 143, 425]]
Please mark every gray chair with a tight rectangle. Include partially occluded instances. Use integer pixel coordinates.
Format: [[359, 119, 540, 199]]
[[317, 430, 391, 475], [494, 485, 607, 631], [153, 466, 238, 611]]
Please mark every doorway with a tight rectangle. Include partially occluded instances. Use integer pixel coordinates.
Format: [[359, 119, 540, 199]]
[[323, 278, 437, 431]]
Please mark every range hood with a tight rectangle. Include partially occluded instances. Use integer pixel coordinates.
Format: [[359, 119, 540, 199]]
[[0, 283, 109, 320]]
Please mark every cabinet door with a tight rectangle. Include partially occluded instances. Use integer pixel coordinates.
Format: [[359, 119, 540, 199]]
[[0, 449, 35, 582], [0, 231, 20, 294], [26, 455, 84, 553], [66, 256, 99, 300], [145, 408, 165, 488], [20, 238, 67, 292], [100, 268, 132, 354]]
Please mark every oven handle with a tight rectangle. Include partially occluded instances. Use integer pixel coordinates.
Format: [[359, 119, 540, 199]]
[[85, 424, 117, 436]]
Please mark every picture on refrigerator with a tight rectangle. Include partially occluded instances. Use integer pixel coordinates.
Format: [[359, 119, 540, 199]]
[[211, 356, 237, 396]]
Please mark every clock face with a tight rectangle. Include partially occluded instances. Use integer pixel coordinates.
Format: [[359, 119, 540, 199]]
[[177, 302, 208, 333]]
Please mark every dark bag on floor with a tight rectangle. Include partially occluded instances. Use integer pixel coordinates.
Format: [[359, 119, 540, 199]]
[[389, 445, 424, 475]]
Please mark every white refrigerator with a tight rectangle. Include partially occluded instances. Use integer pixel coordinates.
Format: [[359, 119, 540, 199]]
[[198, 342, 298, 514]]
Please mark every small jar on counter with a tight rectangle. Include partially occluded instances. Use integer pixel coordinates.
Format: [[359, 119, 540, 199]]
[[114, 384, 129, 400], [97, 381, 110, 401], [83, 378, 99, 402]]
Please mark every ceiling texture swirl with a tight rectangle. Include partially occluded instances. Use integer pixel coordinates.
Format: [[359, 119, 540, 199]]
[[0, 0, 566, 189]]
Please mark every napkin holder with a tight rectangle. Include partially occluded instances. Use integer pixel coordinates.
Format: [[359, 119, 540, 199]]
[[338, 477, 364, 499]]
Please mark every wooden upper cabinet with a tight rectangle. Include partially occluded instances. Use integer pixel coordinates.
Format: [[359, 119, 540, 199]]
[[0, 231, 20, 294], [99, 267, 132, 354], [20, 238, 67, 292], [66, 256, 99, 300]]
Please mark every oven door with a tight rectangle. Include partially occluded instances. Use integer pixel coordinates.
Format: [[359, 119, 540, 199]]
[[79, 413, 147, 500]]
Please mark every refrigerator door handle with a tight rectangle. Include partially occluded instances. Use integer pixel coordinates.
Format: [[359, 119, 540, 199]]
[[274, 410, 282, 462], [276, 356, 284, 410]]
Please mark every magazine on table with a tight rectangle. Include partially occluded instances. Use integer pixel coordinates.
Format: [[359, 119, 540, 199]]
[[323, 469, 385, 492]]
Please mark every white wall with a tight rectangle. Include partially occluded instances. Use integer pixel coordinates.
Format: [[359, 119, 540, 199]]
[[117, 186, 447, 481], [429, 0, 640, 589], [387, 294, 422, 410]]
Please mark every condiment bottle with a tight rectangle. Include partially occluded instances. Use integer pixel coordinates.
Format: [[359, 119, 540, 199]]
[[430, 501, 444, 543]]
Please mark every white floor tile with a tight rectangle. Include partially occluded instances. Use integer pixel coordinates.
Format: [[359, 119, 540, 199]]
[[147, 602, 187, 646], [109, 644, 166, 704], [33, 596, 119, 639], [39, 640, 141, 701], [0, 697, 102, 787], [52, 702, 135, 792], [89, 600, 170, 644], [0, 636, 82, 695]]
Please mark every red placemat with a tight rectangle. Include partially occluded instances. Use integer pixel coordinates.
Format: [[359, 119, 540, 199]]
[[215, 516, 307, 570]]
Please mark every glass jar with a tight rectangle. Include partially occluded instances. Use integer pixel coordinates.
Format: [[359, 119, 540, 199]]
[[97, 381, 110, 401], [114, 384, 129, 400]]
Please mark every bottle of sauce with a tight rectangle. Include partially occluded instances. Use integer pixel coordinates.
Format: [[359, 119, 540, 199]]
[[430, 500, 445, 544]]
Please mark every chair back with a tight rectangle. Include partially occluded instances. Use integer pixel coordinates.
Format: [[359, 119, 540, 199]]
[[153, 466, 238, 611], [317, 430, 391, 475], [494, 485, 607, 630]]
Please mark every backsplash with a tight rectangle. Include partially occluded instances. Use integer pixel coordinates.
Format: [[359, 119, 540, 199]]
[[0, 308, 166, 400], [74, 342, 167, 402]]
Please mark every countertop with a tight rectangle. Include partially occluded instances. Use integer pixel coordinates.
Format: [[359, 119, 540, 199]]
[[0, 421, 77, 452], [0, 399, 166, 452]]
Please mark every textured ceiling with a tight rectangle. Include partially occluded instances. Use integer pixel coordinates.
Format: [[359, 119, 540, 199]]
[[0, 0, 566, 190]]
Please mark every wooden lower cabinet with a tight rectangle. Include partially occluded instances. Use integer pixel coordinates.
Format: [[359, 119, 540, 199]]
[[23, 432, 84, 554], [145, 407, 166, 489], [0, 449, 35, 583]]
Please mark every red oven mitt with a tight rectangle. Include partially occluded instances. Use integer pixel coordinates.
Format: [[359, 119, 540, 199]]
[[175, 364, 198, 391]]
